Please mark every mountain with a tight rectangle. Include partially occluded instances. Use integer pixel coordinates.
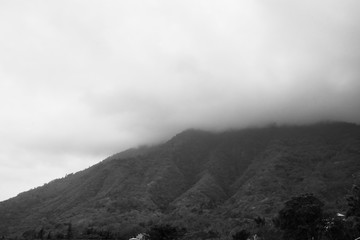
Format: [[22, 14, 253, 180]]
[[1, 122, 360, 239]]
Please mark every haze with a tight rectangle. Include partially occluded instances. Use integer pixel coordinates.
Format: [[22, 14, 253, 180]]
[[1, 0, 360, 201]]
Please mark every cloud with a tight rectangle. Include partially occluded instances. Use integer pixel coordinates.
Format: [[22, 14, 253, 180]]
[[0, 0, 360, 200]]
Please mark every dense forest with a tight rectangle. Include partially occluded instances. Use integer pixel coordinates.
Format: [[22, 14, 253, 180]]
[[1, 122, 360, 240], [10, 187, 360, 240]]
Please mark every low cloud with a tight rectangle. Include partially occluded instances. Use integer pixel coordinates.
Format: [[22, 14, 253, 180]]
[[0, 0, 360, 200]]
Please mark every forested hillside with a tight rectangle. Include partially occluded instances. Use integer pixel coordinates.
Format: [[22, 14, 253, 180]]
[[1, 122, 360, 239]]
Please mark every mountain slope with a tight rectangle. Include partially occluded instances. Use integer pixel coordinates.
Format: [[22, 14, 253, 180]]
[[1, 122, 360, 238]]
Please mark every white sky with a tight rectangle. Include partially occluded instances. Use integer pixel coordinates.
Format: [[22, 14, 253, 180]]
[[1, 0, 360, 201]]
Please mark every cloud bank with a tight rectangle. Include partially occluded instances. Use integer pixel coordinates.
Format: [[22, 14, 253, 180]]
[[0, 0, 360, 200]]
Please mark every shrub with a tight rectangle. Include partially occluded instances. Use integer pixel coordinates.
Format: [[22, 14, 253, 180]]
[[146, 224, 185, 240], [232, 229, 250, 240], [275, 194, 324, 240]]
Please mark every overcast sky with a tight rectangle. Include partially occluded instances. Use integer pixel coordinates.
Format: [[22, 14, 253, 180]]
[[0, 0, 360, 201]]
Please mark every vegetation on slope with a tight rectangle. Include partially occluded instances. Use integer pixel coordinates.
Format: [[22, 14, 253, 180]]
[[0, 122, 359, 239]]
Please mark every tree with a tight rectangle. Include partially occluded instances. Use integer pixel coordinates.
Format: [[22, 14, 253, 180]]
[[22, 229, 37, 240], [345, 183, 360, 238], [275, 193, 324, 240], [232, 229, 250, 240], [322, 215, 351, 240], [146, 224, 185, 240], [347, 184, 360, 217], [55, 232, 64, 239], [47, 231, 52, 240], [254, 216, 265, 227], [66, 223, 73, 239], [38, 227, 44, 240]]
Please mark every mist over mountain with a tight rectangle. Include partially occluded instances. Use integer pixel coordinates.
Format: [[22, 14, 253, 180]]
[[1, 1, 360, 201], [1, 122, 359, 239], [1, 1, 360, 238]]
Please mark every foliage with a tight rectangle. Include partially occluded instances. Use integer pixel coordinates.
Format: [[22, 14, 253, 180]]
[[22, 230, 36, 240], [81, 227, 115, 239], [253, 217, 265, 227], [275, 193, 324, 240], [66, 223, 72, 240], [347, 184, 360, 218], [232, 229, 250, 240], [344, 182, 360, 239], [250, 218, 281, 240], [37, 228, 44, 240], [145, 224, 185, 240], [322, 215, 351, 240], [0, 122, 359, 239]]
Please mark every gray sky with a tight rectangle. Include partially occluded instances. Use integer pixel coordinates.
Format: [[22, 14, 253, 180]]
[[1, 0, 360, 201]]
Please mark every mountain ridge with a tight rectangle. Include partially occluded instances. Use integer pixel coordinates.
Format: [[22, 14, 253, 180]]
[[1, 121, 360, 238]]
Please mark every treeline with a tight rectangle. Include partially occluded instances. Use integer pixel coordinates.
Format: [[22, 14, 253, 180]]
[[4, 182, 360, 240], [6, 224, 183, 240], [232, 183, 360, 240]]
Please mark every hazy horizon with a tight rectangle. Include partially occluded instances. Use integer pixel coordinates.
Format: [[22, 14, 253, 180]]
[[1, 0, 360, 201]]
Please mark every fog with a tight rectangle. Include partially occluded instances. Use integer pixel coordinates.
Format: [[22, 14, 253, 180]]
[[0, 0, 360, 201]]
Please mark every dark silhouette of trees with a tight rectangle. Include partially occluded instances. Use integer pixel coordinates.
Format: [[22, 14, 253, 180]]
[[146, 224, 185, 240], [345, 182, 360, 239], [322, 215, 351, 240], [22, 229, 36, 240], [347, 184, 360, 218], [66, 223, 72, 239], [275, 193, 324, 240], [55, 232, 64, 239], [81, 227, 115, 239], [232, 229, 251, 240], [37, 227, 44, 240], [254, 216, 265, 227], [47, 231, 52, 240]]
